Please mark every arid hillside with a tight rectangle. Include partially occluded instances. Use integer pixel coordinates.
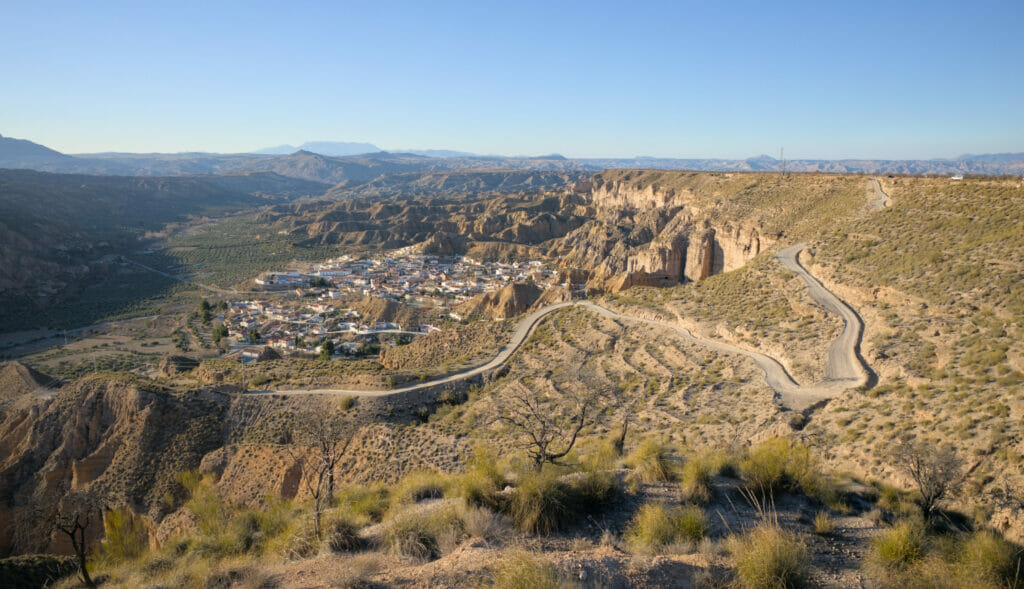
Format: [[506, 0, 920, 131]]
[[3, 171, 1024, 588], [591, 172, 1024, 540]]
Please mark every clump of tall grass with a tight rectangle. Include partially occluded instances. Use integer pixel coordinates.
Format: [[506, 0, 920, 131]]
[[506, 470, 573, 535], [390, 470, 450, 505], [871, 519, 926, 570], [455, 444, 506, 509], [728, 524, 809, 589], [336, 484, 389, 523], [679, 456, 714, 504], [625, 439, 674, 486], [488, 550, 580, 589], [813, 511, 834, 536], [504, 468, 620, 535], [325, 516, 365, 553], [98, 508, 148, 563], [865, 522, 1024, 589], [460, 505, 510, 542], [382, 503, 465, 562], [740, 438, 836, 504], [626, 503, 707, 553]]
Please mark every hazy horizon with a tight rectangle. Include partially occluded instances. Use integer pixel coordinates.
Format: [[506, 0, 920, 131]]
[[5, 131, 1021, 163]]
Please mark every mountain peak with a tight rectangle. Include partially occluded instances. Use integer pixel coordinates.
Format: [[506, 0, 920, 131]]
[[253, 141, 381, 157]]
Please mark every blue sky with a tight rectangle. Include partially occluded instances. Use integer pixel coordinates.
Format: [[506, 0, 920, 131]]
[[1, 0, 1021, 159]]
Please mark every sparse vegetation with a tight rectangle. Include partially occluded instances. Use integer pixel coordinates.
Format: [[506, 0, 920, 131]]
[[8, 172, 1024, 587], [866, 521, 1024, 589]]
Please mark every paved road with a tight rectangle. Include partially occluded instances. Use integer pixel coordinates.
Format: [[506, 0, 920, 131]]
[[263, 301, 578, 398], [868, 178, 891, 211], [264, 244, 870, 410]]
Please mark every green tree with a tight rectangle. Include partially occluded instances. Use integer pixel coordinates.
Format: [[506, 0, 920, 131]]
[[199, 299, 213, 325], [212, 324, 229, 343], [320, 340, 335, 359]]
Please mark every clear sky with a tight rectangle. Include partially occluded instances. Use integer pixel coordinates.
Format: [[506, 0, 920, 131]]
[[1, 0, 1021, 159]]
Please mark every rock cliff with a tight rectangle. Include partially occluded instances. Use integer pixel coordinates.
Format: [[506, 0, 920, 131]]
[[0, 374, 475, 556], [555, 171, 770, 291], [0, 376, 228, 555]]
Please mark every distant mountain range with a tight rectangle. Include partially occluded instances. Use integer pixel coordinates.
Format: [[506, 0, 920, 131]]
[[2, 134, 1023, 178]]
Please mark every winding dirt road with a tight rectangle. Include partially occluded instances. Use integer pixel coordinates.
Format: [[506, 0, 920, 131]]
[[263, 244, 870, 410], [868, 178, 891, 211]]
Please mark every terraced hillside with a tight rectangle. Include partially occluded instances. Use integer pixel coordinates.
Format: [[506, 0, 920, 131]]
[[595, 172, 1024, 536]]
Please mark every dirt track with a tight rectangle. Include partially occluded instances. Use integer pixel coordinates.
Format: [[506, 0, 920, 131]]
[[868, 177, 891, 210], [265, 245, 870, 410]]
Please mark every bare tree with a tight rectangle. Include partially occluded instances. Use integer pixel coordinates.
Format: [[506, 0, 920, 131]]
[[285, 408, 352, 540], [17, 490, 106, 589], [891, 438, 963, 520], [495, 370, 607, 470], [56, 491, 104, 588]]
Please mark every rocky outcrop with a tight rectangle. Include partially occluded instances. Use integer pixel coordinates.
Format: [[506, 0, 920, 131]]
[[157, 355, 199, 377], [456, 282, 542, 320], [0, 377, 229, 555], [555, 171, 770, 292], [419, 231, 468, 255], [587, 174, 699, 210], [0, 362, 60, 405]]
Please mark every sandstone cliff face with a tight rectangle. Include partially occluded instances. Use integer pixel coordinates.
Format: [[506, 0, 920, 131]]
[[557, 173, 770, 291], [0, 377, 228, 555], [587, 175, 699, 210]]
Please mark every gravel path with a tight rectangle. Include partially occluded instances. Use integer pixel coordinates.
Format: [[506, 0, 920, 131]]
[[868, 177, 891, 210]]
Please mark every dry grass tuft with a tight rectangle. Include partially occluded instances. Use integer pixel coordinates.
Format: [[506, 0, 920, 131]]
[[488, 549, 580, 589], [626, 439, 674, 485], [728, 524, 809, 589], [626, 503, 706, 553]]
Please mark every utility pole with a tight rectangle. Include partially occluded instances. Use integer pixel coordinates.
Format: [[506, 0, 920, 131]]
[[779, 147, 787, 178]]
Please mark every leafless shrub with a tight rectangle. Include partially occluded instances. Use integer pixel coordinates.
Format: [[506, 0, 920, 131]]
[[890, 438, 963, 520]]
